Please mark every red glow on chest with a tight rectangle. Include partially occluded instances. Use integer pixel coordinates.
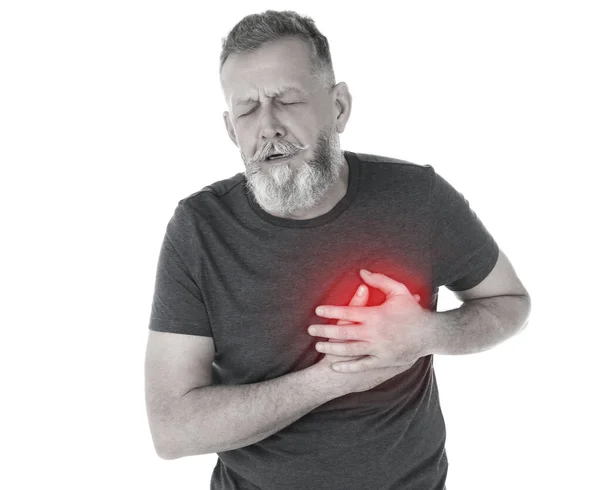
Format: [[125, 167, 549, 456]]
[[316, 254, 430, 323]]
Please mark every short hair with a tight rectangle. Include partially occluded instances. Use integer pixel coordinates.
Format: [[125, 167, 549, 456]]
[[220, 10, 336, 87]]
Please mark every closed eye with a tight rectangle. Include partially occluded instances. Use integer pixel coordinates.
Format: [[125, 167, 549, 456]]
[[238, 101, 300, 117], [238, 107, 256, 118]]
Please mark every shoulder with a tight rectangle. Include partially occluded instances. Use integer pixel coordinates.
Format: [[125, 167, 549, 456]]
[[160, 172, 246, 234], [351, 151, 434, 189], [177, 171, 246, 208], [352, 151, 431, 171]]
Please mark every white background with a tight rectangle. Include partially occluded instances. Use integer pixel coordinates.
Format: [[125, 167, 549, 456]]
[[1, 1, 598, 489]]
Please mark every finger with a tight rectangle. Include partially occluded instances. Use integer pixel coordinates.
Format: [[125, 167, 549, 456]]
[[310, 323, 364, 341], [350, 284, 368, 305], [331, 357, 377, 372], [338, 285, 369, 326], [315, 305, 367, 323], [316, 340, 370, 356]]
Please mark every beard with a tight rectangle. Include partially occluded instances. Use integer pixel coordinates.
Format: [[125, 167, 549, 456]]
[[241, 127, 346, 219]]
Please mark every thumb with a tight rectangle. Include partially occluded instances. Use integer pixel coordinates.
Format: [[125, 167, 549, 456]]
[[359, 269, 410, 298]]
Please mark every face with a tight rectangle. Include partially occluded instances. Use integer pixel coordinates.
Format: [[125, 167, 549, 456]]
[[220, 36, 352, 218]]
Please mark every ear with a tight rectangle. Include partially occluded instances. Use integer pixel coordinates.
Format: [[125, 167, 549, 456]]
[[223, 111, 238, 147], [332, 82, 352, 134]]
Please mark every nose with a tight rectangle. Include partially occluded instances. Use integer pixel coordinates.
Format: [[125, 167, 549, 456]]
[[258, 103, 286, 141]]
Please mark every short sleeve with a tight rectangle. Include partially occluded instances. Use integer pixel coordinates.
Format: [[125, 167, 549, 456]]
[[148, 205, 213, 337], [429, 167, 499, 291]]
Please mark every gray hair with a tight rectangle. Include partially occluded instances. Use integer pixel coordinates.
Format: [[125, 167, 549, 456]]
[[219, 10, 336, 87]]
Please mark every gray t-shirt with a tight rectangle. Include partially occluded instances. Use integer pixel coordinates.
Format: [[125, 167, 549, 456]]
[[148, 150, 499, 490]]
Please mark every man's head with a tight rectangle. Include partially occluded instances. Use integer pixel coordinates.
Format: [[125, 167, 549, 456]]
[[219, 10, 352, 218]]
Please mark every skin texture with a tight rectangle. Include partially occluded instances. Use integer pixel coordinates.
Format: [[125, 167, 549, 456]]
[[220, 36, 353, 219]]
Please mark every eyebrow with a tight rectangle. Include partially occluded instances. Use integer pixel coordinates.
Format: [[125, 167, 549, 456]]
[[233, 86, 308, 107], [271, 86, 307, 97]]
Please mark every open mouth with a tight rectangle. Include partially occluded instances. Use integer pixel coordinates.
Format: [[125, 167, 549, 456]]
[[266, 153, 291, 161]]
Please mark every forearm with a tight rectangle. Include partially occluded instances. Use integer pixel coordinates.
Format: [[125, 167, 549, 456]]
[[425, 294, 531, 356], [162, 365, 340, 459]]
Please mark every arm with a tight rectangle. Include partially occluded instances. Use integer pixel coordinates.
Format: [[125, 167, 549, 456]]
[[146, 210, 346, 460], [425, 294, 530, 356], [425, 249, 532, 356], [157, 364, 341, 460]]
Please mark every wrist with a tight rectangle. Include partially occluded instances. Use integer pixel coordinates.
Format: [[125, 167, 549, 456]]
[[422, 309, 442, 357], [305, 363, 350, 400]]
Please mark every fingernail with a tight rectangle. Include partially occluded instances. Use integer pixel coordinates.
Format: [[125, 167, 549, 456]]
[[361, 269, 372, 276], [357, 285, 366, 296]]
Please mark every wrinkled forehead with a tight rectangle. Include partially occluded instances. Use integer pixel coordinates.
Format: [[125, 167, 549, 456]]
[[220, 37, 319, 106]]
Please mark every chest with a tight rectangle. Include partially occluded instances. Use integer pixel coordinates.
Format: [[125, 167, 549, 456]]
[[200, 233, 432, 384]]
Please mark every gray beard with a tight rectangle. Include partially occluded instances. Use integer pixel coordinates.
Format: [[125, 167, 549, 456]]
[[242, 129, 346, 219]]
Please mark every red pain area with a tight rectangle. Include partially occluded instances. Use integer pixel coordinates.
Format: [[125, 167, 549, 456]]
[[314, 257, 430, 326]]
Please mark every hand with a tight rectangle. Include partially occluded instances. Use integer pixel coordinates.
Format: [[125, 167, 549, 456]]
[[309, 269, 432, 373], [321, 282, 420, 366]]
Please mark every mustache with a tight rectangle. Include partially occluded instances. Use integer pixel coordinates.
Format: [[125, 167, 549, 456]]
[[248, 140, 309, 165]]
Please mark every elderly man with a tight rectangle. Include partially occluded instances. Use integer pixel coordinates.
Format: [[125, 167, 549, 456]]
[[145, 10, 531, 490]]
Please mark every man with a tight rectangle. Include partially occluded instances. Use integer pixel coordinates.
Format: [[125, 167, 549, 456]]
[[145, 10, 531, 490]]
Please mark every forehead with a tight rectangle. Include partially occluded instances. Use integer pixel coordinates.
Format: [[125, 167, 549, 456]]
[[221, 36, 318, 105]]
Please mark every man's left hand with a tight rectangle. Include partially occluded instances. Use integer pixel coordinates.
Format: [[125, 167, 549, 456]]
[[308, 269, 433, 372]]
